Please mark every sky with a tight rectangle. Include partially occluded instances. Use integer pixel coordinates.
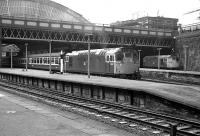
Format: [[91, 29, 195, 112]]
[[52, 0, 200, 25]]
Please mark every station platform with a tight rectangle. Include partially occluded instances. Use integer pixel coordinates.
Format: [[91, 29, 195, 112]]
[[0, 87, 135, 136], [140, 68, 200, 75], [0, 68, 200, 111], [140, 68, 200, 85]]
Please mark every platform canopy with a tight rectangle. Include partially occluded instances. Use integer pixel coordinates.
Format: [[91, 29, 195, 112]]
[[0, 0, 89, 23]]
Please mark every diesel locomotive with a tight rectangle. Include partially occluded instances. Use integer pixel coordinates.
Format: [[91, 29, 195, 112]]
[[15, 47, 141, 79], [143, 55, 180, 69]]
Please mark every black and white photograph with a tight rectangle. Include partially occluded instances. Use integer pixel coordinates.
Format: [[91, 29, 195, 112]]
[[0, 0, 200, 136]]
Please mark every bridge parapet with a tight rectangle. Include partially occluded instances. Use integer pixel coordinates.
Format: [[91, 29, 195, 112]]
[[0, 16, 175, 47]]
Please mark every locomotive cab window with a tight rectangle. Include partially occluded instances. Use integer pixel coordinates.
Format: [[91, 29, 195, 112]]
[[106, 55, 114, 62], [106, 55, 110, 62], [116, 53, 123, 61], [110, 55, 114, 62]]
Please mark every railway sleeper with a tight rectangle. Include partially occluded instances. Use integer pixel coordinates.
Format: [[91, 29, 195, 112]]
[[1, 79, 200, 136], [187, 129, 200, 134], [177, 125, 191, 130]]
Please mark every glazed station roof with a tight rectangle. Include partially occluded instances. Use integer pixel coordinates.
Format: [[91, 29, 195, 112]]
[[0, 0, 89, 23]]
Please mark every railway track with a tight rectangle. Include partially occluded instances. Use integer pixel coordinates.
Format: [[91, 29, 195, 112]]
[[0, 79, 200, 136]]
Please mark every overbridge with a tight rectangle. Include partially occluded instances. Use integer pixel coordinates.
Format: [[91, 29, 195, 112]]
[[0, 16, 175, 48]]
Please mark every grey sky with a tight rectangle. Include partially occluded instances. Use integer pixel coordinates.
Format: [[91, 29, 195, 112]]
[[53, 0, 200, 25]]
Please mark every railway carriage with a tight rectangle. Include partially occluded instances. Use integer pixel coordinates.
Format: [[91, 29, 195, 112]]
[[16, 52, 61, 71], [65, 47, 141, 79]]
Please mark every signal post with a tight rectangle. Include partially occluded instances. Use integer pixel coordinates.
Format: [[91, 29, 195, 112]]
[[0, 28, 2, 68]]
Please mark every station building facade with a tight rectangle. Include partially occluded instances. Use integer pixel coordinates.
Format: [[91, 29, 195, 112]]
[[111, 16, 178, 31]]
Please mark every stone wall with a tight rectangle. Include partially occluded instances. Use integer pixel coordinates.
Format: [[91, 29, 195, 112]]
[[176, 32, 200, 71]]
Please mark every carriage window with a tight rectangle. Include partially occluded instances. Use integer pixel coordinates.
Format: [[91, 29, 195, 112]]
[[37, 58, 40, 64], [33, 58, 36, 64], [43, 58, 47, 64], [29, 58, 32, 64], [55, 57, 59, 64], [40, 58, 42, 64], [160, 59, 165, 65], [116, 53, 123, 61], [47, 58, 50, 64], [58, 57, 60, 64], [51, 57, 55, 64]]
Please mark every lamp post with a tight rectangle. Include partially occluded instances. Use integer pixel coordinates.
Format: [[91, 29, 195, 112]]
[[138, 50, 142, 68], [183, 45, 188, 71], [157, 48, 162, 69], [0, 46, 1, 68], [10, 48, 13, 69], [25, 43, 28, 71], [49, 40, 52, 74], [60, 50, 64, 74], [86, 34, 92, 78]]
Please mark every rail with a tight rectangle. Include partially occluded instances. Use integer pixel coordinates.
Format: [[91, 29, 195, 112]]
[[0, 79, 200, 136]]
